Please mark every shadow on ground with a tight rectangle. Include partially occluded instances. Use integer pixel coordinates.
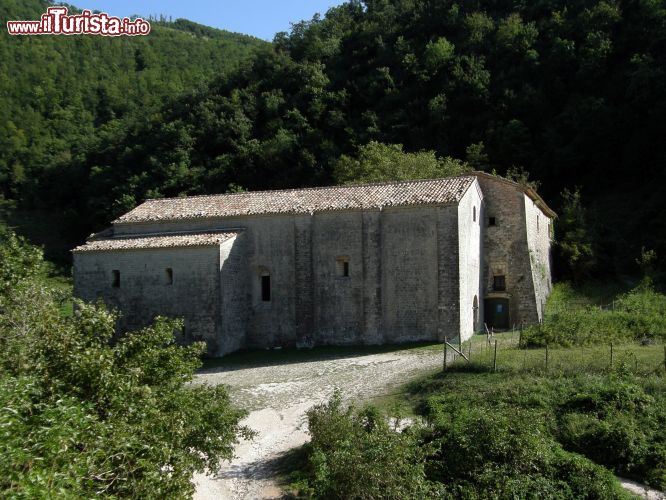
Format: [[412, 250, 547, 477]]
[[199, 342, 442, 374]]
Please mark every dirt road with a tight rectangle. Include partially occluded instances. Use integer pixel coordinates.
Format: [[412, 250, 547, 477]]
[[192, 345, 443, 499]]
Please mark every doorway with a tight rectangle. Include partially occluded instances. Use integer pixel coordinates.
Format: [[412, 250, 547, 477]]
[[484, 297, 510, 329]]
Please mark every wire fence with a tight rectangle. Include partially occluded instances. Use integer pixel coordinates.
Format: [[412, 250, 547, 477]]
[[443, 333, 666, 376]]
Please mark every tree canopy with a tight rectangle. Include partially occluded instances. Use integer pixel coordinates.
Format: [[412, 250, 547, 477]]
[[2, 0, 666, 277]]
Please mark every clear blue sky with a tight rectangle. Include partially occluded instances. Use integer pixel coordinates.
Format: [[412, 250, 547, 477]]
[[80, 0, 347, 41]]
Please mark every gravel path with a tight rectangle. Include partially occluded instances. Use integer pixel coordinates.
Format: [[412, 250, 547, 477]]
[[192, 345, 443, 499]]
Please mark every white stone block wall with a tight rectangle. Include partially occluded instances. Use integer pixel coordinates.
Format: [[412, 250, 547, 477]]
[[457, 180, 484, 341], [74, 245, 221, 348]]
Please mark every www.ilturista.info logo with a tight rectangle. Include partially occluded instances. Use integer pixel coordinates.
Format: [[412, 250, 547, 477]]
[[7, 7, 151, 36]]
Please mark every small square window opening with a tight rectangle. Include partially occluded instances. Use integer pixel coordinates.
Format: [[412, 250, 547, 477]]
[[488, 217, 496, 227], [493, 275, 506, 292], [336, 257, 350, 277]]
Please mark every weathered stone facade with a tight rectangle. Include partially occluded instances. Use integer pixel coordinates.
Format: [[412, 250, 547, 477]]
[[73, 173, 554, 356]]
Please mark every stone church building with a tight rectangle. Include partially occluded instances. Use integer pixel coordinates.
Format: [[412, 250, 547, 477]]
[[73, 172, 554, 356]]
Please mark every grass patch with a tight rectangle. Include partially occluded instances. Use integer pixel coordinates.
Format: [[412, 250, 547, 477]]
[[522, 281, 666, 347]]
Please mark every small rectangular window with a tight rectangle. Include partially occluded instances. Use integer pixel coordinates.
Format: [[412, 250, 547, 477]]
[[112, 270, 120, 288], [336, 257, 350, 277], [166, 268, 173, 285], [493, 275, 506, 292], [261, 275, 271, 302], [488, 217, 496, 227]]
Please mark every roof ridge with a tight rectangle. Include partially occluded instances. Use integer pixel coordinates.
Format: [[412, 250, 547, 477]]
[[142, 173, 477, 203], [113, 174, 479, 224]]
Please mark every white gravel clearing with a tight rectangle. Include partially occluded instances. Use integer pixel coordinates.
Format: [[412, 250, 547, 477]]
[[192, 345, 443, 499], [618, 477, 666, 500]]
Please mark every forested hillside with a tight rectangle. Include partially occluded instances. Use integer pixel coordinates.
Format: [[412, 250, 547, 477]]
[[0, 0, 266, 256], [2, 0, 665, 277]]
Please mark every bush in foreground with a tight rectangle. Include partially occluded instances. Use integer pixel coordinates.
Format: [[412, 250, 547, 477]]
[[0, 228, 251, 497], [292, 390, 437, 499], [295, 390, 635, 498]]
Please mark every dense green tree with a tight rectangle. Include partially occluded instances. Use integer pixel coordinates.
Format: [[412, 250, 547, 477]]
[[3, 0, 666, 277], [0, 229, 251, 497], [333, 141, 469, 184], [555, 188, 596, 283]]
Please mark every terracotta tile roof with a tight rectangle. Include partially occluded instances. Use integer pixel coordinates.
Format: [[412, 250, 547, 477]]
[[113, 176, 477, 224], [73, 231, 238, 253]]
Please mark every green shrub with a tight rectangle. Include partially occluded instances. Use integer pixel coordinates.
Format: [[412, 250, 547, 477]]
[[556, 377, 666, 490], [0, 229, 252, 498], [0, 225, 44, 298], [298, 390, 437, 499], [423, 401, 627, 498], [521, 283, 666, 347]]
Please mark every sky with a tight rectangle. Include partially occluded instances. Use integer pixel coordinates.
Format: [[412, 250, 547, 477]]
[[80, 0, 347, 41]]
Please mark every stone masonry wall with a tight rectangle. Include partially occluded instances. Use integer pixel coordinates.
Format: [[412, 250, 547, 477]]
[[476, 176, 537, 327], [524, 195, 553, 321], [218, 236, 248, 355], [475, 176, 553, 327], [76, 201, 471, 354], [457, 180, 484, 340], [74, 245, 222, 349], [381, 207, 442, 343]]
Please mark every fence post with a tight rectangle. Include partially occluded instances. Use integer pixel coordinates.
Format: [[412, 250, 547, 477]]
[[664, 345, 666, 373], [545, 344, 549, 372], [443, 339, 448, 371], [493, 340, 498, 372], [469, 340, 472, 360], [610, 342, 613, 369]]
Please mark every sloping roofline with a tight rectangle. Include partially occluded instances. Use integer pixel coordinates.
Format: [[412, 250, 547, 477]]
[[471, 171, 557, 219], [112, 175, 478, 224], [111, 171, 555, 225]]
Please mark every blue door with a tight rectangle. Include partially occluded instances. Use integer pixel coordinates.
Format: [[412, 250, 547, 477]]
[[484, 298, 510, 329]]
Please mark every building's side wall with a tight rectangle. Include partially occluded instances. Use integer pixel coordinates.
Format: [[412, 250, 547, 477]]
[[73, 245, 221, 348], [523, 195, 553, 322], [435, 205, 460, 342], [219, 237, 248, 355], [243, 216, 298, 349], [381, 207, 442, 343], [78, 203, 467, 354], [457, 181, 484, 340], [362, 211, 383, 344], [311, 211, 365, 345], [476, 177, 538, 326]]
